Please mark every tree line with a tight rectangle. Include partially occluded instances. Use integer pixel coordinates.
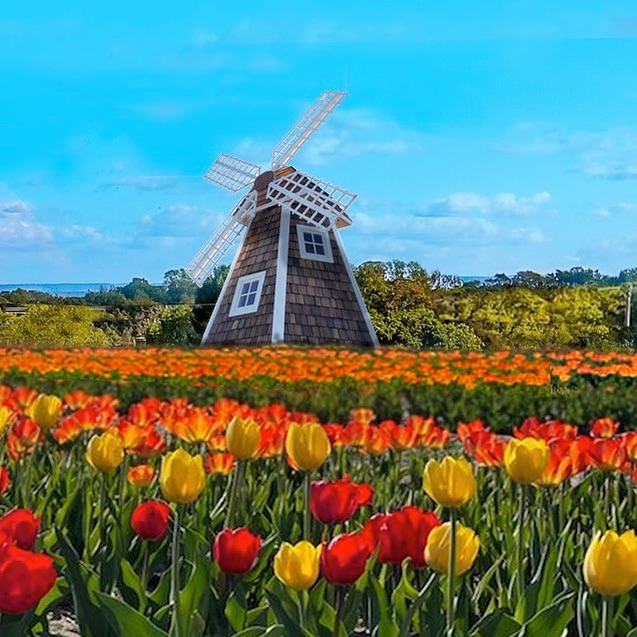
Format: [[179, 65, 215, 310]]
[[1, 263, 635, 350]]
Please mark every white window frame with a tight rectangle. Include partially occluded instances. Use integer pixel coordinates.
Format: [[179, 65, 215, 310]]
[[229, 271, 266, 317], [296, 224, 333, 263]]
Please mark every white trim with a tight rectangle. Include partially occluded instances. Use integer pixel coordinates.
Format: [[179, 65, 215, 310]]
[[201, 220, 252, 344], [272, 207, 290, 343], [333, 231, 380, 348], [229, 271, 266, 317], [296, 224, 333, 263]]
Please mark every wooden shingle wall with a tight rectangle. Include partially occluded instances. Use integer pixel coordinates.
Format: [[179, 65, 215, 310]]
[[203, 207, 280, 345], [285, 213, 375, 346]]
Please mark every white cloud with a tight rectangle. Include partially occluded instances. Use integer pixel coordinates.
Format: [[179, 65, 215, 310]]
[[98, 175, 188, 192], [0, 199, 54, 248], [591, 202, 637, 217], [425, 191, 552, 217], [495, 123, 637, 180], [137, 204, 221, 238], [231, 107, 425, 167], [297, 108, 425, 165], [2, 200, 29, 214]]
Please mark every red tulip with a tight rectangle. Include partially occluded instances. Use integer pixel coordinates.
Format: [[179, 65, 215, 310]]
[[213, 528, 261, 575], [362, 506, 440, 568], [0, 542, 57, 614], [0, 509, 40, 550], [584, 438, 626, 472], [310, 476, 373, 524], [131, 501, 171, 541], [0, 467, 9, 494], [320, 531, 371, 584], [590, 417, 619, 439]]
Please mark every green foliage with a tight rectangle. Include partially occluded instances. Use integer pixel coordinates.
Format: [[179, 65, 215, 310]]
[[432, 286, 624, 350], [430, 321, 484, 350], [94, 306, 165, 346], [356, 261, 483, 350], [192, 265, 229, 335], [0, 305, 110, 347], [163, 269, 198, 305], [147, 306, 199, 346]]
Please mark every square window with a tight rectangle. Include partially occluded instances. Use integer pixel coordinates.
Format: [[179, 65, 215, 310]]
[[297, 225, 333, 263], [229, 271, 266, 317]]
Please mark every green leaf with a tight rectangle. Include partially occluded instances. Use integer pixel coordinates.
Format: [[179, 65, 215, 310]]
[[96, 592, 170, 637], [57, 529, 109, 637], [522, 593, 575, 637], [119, 557, 147, 612], [233, 626, 287, 637], [470, 610, 522, 637], [225, 590, 248, 632], [370, 572, 399, 637], [177, 553, 210, 637], [399, 571, 436, 637]]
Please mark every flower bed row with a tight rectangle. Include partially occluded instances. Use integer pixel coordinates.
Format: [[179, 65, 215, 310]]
[[1, 388, 637, 635], [4, 347, 637, 428]]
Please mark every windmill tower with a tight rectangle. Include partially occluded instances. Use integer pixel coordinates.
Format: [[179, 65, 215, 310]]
[[186, 91, 379, 347]]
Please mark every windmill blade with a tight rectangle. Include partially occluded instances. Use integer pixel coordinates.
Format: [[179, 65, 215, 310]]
[[204, 153, 261, 193], [271, 91, 347, 169], [267, 169, 357, 229], [186, 191, 257, 286]]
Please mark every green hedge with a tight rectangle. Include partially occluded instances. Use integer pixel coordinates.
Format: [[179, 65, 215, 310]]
[[3, 370, 637, 432]]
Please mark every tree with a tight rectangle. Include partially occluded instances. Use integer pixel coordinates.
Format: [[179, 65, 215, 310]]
[[118, 278, 168, 304], [483, 273, 512, 288], [147, 306, 199, 345], [618, 268, 637, 283], [192, 266, 230, 336], [0, 305, 110, 347], [510, 270, 553, 289], [163, 269, 197, 305], [552, 266, 606, 286]]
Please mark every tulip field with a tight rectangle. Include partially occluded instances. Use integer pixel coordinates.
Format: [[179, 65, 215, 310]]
[[2, 348, 637, 635]]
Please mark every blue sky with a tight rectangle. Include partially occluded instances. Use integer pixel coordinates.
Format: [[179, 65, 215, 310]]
[[1, 1, 637, 283]]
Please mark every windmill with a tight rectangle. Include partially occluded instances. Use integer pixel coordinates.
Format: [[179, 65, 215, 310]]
[[187, 91, 379, 347]]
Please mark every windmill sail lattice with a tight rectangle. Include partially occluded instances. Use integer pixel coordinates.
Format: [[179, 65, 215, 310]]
[[271, 91, 346, 169], [186, 90, 378, 347], [204, 153, 261, 193], [186, 191, 257, 286], [267, 170, 356, 229]]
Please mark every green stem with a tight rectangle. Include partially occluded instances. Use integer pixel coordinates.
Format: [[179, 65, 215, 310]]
[[297, 591, 306, 629], [83, 467, 92, 561], [304, 472, 312, 541], [333, 586, 345, 637], [141, 540, 149, 592], [516, 484, 527, 603], [225, 461, 244, 528], [23, 445, 37, 509], [98, 472, 106, 579], [605, 474, 612, 530], [601, 595, 612, 637], [447, 509, 457, 637], [171, 505, 182, 637]]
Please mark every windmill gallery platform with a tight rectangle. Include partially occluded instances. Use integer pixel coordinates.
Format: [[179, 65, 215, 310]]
[[186, 91, 379, 348]]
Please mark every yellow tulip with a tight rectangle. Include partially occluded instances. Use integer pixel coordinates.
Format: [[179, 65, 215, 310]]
[[0, 406, 13, 432], [584, 530, 637, 596], [425, 522, 480, 576], [285, 423, 331, 472], [274, 541, 321, 590], [504, 438, 550, 484], [26, 394, 63, 431], [160, 449, 206, 504], [226, 417, 260, 461], [423, 456, 476, 508], [86, 432, 124, 472]]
